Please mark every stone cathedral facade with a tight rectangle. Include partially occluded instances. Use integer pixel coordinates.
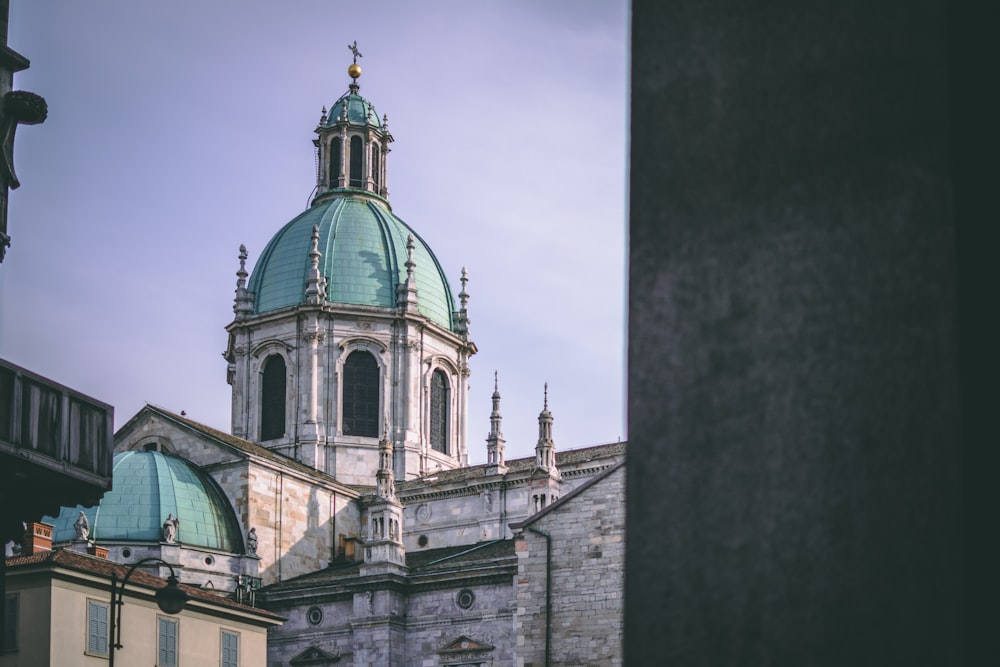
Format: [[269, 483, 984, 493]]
[[45, 60, 625, 666]]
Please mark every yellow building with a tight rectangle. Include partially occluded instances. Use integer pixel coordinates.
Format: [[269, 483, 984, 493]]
[[2, 545, 281, 666]]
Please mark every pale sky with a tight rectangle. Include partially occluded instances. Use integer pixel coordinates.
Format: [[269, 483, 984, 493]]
[[0, 0, 628, 464]]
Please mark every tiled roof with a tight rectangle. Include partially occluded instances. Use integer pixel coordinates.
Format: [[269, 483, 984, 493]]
[[399, 441, 626, 488], [406, 539, 515, 571], [261, 540, 516, 592], [129, 406, 359, 496], [5, 549, 283, 621]]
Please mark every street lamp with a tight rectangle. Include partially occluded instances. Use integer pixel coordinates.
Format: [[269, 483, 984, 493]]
[[108, 557, 188, 667]]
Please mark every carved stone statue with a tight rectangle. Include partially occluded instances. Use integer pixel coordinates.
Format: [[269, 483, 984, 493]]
[[74, 511, 90, 541], [246, 527, 258, 556], [162, 513, 179, 543]]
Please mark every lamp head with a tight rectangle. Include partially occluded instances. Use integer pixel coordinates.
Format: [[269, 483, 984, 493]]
[[155, 575, 188, 614]]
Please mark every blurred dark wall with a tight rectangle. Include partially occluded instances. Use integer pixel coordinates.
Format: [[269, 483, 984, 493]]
[[626, 0, 992, 663]]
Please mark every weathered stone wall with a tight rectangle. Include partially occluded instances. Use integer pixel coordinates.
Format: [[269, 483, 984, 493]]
[[403, 583, 515, 666], [266, 582, 514, 667], [229, 306, 471, 486], [244, 462, 360, 585], [515, 464, 625, 667]]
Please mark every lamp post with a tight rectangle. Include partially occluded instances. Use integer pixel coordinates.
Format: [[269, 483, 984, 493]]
[[108, 557, 188, 667]]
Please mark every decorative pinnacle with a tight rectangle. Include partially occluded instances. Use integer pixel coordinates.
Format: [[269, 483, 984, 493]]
[[304, 225, 325, 303], [405, 234, 416, 279], [459, 267, 469, 309], [544, 382, 548, 410], [494, 370, 498, 394], [310, 225, 320, 259], [237, 244, 248, 287], [320, 105, 327, 124], [383, 114, 389, 130]]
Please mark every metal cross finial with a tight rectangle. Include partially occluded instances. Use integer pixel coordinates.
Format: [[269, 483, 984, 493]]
[[348, 40, 363, 63]]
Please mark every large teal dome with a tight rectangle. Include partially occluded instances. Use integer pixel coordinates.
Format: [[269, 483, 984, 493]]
[[46, 451, 242, 552], [248, 196, 457, 330]]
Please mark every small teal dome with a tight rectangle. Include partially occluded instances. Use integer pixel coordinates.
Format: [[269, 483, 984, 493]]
[[47, 451, 242, 552], [248, 196, 456, 331], [326, 91, 382, 128]]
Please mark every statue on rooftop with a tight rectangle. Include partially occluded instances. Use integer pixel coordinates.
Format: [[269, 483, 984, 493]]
[[73, 511, 90, 541], [162, 513, 179, 543]]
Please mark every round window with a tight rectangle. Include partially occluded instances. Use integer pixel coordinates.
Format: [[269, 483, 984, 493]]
[[204, 555, 215, 566], [456, 589, 475, 610], [307, 606, 323, 626], [417, 535, 429, 547], [121, 547, 132, 559]]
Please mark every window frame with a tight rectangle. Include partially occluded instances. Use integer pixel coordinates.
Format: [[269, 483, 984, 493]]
[[85, 598, 110, 657], [429, 369, 450, 454], [220, 629, 240, 667], [349, 135, 363, 187], [259, 353, 287, 442], [329, 136, 342, 188], [341, 349, 380, 438], [157, 615, 179, 667]]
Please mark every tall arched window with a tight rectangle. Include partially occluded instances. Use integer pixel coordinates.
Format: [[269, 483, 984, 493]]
[[349, 136, 363, 188], [260, 355, 286, 441], [371, 144, 380, 192], [342, 351, 379, 437], [429, 370, 449, 454], [329, 137, 341, 188]]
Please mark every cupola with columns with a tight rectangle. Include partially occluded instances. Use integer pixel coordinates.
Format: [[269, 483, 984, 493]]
[[313, 41, 393, 204]]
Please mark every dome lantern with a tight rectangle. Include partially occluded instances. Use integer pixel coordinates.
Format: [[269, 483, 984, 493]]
[[314, 42, 392, 202]]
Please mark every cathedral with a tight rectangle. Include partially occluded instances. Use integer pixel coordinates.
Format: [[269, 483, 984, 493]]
[[44, 56, 625, 666]]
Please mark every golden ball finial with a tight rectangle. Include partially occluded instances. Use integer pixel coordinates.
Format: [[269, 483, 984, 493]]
[[348, 63, 362, 80]]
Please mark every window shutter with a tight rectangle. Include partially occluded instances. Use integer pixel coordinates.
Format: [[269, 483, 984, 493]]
[[87, 601, 109, 655], [158, 617, 178, 666], [221, 630, 240, 667]]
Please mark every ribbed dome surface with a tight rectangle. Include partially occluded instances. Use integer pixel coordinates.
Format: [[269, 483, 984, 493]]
[[248, 195, 456, 330], [47, 451, 242, 552], [326, 91, 382, 128]]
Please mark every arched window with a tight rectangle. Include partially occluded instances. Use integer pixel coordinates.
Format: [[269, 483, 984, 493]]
[[429, 370, 449, 454], [371, 144, 380, 192], [342, 351, 379, 437], [349, 136, 363, 188], [329, 137, 341, 188], [260, 355, 286, 441]]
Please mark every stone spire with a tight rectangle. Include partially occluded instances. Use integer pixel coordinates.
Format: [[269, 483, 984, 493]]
[[535, 383, 557, 473], [455, 267, 470, 339], [364, 419, 406, 571], [376, 421, 396, 501], [485, 371, 507, 474], [233, 244, 255, 319], [396, 234, 418, 310], [304, 225, 327, 305]]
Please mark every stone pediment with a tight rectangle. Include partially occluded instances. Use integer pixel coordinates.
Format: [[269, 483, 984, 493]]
[[438, 634, 495, 653], [289, 645, 343, 665]]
